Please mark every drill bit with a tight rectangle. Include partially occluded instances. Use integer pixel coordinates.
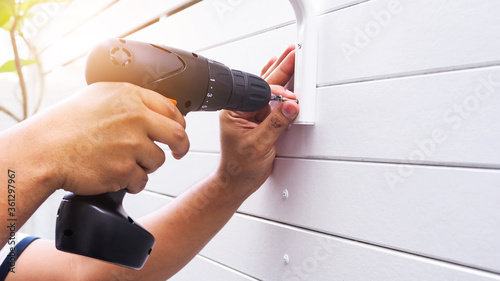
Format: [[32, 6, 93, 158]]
[[270, 94, 299, 104]]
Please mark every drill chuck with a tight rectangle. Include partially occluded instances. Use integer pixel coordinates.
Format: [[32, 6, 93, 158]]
[[85, 38, 271, 115]]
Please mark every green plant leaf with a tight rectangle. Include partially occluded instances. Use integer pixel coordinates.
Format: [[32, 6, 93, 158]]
[[0, 59, 37, 73], [0, 0, 15, 30]]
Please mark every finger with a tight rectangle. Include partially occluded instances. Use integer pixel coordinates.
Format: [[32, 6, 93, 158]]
[[124, 165, 149, 194], [265, 50, 295, 86], [262, 45, 295, 80], [260, 56, 277, 77], [251, 101, 299, 148], [144, 111, 190, 159], [137, 86, 186, 129], [262, 45, 294, 79], [135, 140, 166, 174], [270, 85, 297, 100]]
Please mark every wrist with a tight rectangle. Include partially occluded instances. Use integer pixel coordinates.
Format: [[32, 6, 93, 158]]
[[0, 122, 60, 196], [211, 161, 259, 204]]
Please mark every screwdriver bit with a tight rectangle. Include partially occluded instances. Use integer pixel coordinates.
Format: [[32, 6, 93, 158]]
[[270, 94, 299, 104]]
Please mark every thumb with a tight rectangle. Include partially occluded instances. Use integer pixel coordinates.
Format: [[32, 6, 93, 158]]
[[252, 101, 299, 147]]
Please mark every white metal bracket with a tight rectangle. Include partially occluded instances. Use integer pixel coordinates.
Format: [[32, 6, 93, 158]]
[[289, 0, 317, 125]]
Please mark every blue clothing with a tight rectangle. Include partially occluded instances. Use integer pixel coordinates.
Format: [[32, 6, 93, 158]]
[[0, 236, 38, 280]]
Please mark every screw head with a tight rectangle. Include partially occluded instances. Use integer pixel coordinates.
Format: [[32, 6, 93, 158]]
[[283, 254, 290, 264], [282, 189, 289, 199]]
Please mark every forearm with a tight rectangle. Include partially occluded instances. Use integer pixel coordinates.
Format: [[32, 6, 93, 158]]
[[81, 171, 249, 280], [0, 124, 56, 246]]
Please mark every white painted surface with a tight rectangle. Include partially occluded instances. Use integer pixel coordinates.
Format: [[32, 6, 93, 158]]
[[169, 255, 258, 281], [202, 213, 500, 281], [123, 192, 258, 281], [317, 0, 500, 86], [123, 192, 500, 281], [145, 152, 500, 272], [171, 65, 500, 167], [4, 0, 499, 280], [36, 0, 193, 72]]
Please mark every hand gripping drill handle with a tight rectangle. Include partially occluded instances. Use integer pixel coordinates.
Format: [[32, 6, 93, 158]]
[[55, 38, 272, 269]]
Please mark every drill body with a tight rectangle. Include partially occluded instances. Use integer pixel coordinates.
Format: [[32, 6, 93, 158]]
[[85, 38, 271, 115]]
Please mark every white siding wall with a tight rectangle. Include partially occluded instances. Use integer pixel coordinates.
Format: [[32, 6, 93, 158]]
[[3, 0, 499, 280]]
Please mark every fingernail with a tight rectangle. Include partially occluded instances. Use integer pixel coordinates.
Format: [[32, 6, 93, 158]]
[[282, 102, 297, 118]]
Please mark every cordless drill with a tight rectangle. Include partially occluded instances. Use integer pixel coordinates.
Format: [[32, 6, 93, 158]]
[[55, 38, 295, 269]]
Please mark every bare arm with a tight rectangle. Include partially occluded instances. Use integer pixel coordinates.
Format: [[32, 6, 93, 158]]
[[0, 82, 189, 249], [7, 46, 297, 281]]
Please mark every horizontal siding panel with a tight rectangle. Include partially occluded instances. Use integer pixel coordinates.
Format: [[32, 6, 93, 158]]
[[318, 0, 500, 86], [202, 214, 500, 280], [29, 0, 116, 51], [124, 192, 257, 281], [157, 0, 384, 53], [158, 64, 500, 168], [145, 152, 220, 196], [123, 192, 500, 280], [123, 189, 170, 218], [38, 0, 192, 72], [152, 18, 500, 168], [170, 255, 258, 281], [315, 0, 369, 14], [278, 66, 500, 167], [158, 0, 295, 52], [40, 57, 87, 109], [40, 21, 171, 108], [145, 152, 500, 273]]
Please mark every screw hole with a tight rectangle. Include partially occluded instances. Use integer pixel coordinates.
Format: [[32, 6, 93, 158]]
[[192, 52, 198, 58], [127, 216, 134, 224], [148, 248, 152, 255], [185, 100, 192, 108], [119, 39, 126, 44], [57, 208, 60, 215], [63, 229, 73, 236]]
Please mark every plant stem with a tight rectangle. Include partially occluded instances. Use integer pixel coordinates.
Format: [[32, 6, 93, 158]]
[[21, 34, 44, 115], [9, 16, 28, 120], [0, 106, 22, 123]]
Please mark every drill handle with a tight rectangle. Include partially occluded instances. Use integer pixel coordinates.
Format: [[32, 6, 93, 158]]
[[55, 189, 155, 269]]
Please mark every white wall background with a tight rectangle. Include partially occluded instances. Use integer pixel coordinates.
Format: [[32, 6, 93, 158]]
[[1, 0, 499, 280]]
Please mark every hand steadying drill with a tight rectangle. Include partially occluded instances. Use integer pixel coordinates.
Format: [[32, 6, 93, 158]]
[[54, 39, 298, 268]]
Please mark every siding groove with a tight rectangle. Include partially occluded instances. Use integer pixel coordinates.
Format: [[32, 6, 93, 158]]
[[317, 60, 500, 88]]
